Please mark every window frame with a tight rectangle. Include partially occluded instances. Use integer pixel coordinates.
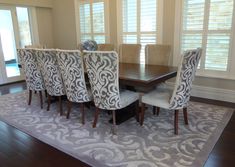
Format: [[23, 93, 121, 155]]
[[75, 0, 110, 44], [174, 0, 235, 80], [116, 0, 163, 64]]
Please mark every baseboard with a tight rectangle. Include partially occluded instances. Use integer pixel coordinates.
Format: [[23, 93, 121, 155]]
[[166, 82, 235, 103]]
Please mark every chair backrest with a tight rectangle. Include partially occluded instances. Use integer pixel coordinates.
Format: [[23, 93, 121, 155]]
[[169, 48, 202, 109], [56, 49, 91, 103], [97, 44, 115, 51], [119, 44, 141, 64], [25, 44, 43, 49], [83, 51, 121, 110], [80, 40, 98, 51], [145, 44, 171, 65], [35, 49, 65, 96], [17, 48, 44, 91]]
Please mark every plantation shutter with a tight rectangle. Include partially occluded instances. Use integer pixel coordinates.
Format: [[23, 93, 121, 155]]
[[181, 0, 234, 72], [79, 0, 107, 43], [121, 0, 158, 64]]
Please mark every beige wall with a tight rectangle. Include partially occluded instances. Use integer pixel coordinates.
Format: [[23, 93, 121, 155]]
[[109, 0, 118, 49], [36, 7, 54, 48], [52, 0, 77, 49], [0, 0, 53, 7]]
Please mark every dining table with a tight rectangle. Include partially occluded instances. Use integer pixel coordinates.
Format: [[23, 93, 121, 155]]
[[112, 63, 177, 124]]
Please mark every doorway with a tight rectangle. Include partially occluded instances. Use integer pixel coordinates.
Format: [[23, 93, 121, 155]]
[[0, 6, 33, 84]]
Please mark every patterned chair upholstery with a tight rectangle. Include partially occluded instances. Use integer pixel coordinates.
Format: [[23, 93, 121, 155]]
[[35, 49, 65, 115], [17, 48, 45, 109], [83, 51, 139, 134], [56, 49, 92, 123], [141, 48, 202, 134], [81, 40, 98, 51], [119, 44, 141, 64]]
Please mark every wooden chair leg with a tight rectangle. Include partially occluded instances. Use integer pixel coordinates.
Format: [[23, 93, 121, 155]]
[[66, 100, 72, 119], [183, 107, 188, 125], [58, 96, 63, 116], [93, 107, 100, 128], [81, 103, 85, 125], [47, 95, 51, 111], [28, 90, 32, 105], [174, 110, 179, 135], [152, 106, 156, 115], [156, 107, 160, 116], [112, 110, 117, 135], [34, 91, 37, 94], [84, 102, 90, 109], [44, 90, 48, 98], [140, 103, 146, 126], [135, 100, 139, 122], [39, 91, 43, 109]]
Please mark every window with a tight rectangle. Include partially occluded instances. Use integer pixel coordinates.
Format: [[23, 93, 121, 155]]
[[177, 0, 235, 78], [16, 7, 33, 48], [118, 0, 163, 64], [78, 0, 109, 43]]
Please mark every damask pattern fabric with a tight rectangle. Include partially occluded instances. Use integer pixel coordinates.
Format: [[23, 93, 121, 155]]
[[83, 51, 121, 110], [169, 48, 202, 109], [56, 50, 91, 103], [17, 49, 45, 91], [35, 49, 65, 96], [81, 40, 98, 51]]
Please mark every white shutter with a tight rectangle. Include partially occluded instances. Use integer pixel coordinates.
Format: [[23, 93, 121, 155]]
[[181, 0, 234, 72], [78, 0, 107, 43], [121, 0, 158, 64], [205, 0, 233, 71], [79, 2, 91, 41]]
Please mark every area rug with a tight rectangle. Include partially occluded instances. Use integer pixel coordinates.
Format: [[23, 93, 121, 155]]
[[0, 91, 233, 167]]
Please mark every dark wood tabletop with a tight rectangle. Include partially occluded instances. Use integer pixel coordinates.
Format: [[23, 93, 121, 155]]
[[119, 63, 177, 88]]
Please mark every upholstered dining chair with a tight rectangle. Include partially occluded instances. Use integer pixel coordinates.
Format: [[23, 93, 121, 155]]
[[97, 44, 115, 51], [17, 48, 45, 109], [140, 48, 202, 135], [145, 44, 171, 115], [35, 49, 65, 115], [145, 44, 171, 66], [56, 50, 92, 124], [119, 44, 141, 64], [25, 44, 43, 49], [83, 51, 139, 134]]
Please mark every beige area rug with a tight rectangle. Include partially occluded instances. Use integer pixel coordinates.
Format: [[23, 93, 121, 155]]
[[0, 91, 233, 167]]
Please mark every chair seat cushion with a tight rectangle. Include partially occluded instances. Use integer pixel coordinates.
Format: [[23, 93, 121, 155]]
[[120, 90, 139, 109], [142, 88, 172, 109]]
